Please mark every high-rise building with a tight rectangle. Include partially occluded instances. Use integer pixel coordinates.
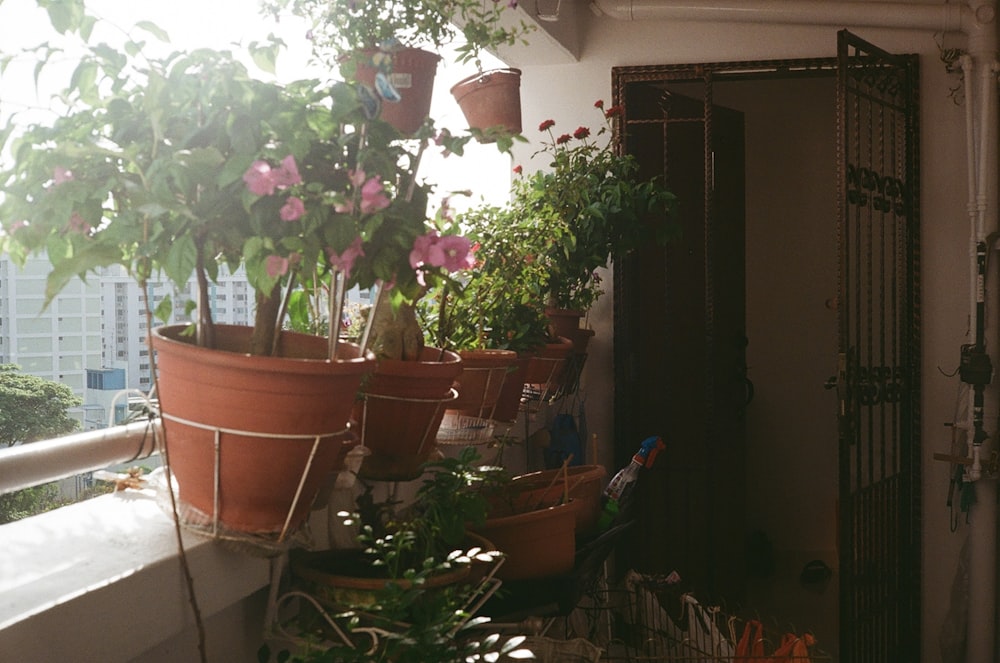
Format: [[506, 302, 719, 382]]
[[1, 254, 254, 429]]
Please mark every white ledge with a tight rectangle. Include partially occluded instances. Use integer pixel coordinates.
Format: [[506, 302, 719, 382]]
[[0, 490, 271, 661]]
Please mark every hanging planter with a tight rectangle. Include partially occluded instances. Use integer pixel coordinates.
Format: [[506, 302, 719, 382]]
[[355, 47, 441, 136], [355, 347, 463, 481], [150, 324, 373, 540], [450, 68, 523, 141]]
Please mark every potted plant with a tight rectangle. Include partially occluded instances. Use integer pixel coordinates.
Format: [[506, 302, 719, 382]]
[[0, 22, 476, 535], [277, 448, 528, 660], [268, 0, 534, 137], [514, 102, 681, 351], [420, 200, 573, 424]]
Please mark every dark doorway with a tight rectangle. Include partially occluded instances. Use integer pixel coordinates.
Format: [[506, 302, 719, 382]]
[[612, 48, 920, 660]]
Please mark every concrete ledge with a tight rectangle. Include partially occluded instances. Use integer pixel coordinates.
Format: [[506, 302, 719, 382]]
[[0, 490, 271, 661]]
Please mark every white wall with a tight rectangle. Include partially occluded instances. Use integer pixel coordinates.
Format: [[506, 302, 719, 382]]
[[514, 12, 973, 661]]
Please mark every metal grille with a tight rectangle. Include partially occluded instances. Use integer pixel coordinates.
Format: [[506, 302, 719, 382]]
[[836, 30, 921, 663]]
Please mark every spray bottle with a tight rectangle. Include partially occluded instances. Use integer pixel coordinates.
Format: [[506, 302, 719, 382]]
[[596, 435, 665, 530]]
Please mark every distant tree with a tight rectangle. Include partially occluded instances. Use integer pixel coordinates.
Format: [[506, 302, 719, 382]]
[[0, 365, 83, 523], [0, 364, 82, 447]]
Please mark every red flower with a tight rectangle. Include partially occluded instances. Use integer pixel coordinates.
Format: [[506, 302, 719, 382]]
[[573, 126, 590, 140], [513, 164, 523, 174], [538, 119, 555, 131], [594, 99, 604, 109], [605, 105, 624, 118], [556, 133, 571, 145]]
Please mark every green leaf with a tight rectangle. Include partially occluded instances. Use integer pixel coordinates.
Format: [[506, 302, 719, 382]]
[[153, 295, 173, 324], [134, 20, 170, 43], [248, 41, 278, 75], [162, 234, 197, 287]]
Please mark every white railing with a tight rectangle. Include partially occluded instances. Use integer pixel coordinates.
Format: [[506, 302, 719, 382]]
[[0, 419, 161, 495]]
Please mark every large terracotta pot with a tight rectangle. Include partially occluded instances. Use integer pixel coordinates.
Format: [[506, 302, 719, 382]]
[[150, 325, 373, 538], [355, 347, 463, 481], [449, 67, 522, 140], [470, 501, 578, 580], [545, 307, 595, 356], [510, 465, 608, 535], [355, 47, 441, 136]]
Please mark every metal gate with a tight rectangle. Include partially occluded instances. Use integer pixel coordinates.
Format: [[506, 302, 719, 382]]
[[835, 30, 921, 662]]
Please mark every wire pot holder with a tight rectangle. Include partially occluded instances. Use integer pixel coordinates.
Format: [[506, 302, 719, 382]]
[[158, 411, 351, 556]]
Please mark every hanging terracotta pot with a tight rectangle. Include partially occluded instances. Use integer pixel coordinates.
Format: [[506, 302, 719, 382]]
[[150, 324, 373, 538], [449, 68, 522, 141], [355, 47, 441, 136], [355, 347, 463, 481]]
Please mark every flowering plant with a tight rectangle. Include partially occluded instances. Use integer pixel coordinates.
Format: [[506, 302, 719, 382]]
[[268, 0, 534, 68], [514, 100, 679, 311], [0, 18, 474, 359]]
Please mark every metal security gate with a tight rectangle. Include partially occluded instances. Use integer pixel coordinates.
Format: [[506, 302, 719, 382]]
[[835, 30, 921, 662]]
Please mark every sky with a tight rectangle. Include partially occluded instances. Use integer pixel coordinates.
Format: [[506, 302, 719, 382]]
[[0, 0, 513, 213]]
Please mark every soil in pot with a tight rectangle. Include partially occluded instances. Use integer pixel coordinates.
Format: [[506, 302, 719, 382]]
[[151, 325, 373, 537], [355, 347, 462, 481]]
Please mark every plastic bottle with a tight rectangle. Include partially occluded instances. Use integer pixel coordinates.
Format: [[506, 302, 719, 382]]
[[596, 435, 665, 530]]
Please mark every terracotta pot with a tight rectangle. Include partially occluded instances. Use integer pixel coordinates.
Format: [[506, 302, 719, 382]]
[[545, 308, 595, 356], [510, 465, 608, 535], [491, 355, 530, 423], [470, 501, 578, 580], [522, 337, 573, 388], [291, 547, 472, 609], [355, 47, 441, 136], [450, 68, 522, 140], [355, 347, 462, 481], [449, 348, 519, 418], [150, 325, 373, 536]]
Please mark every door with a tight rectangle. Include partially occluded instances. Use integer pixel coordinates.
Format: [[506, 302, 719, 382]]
[[836, 30, 921, 662], [611, 73, 747, 604]]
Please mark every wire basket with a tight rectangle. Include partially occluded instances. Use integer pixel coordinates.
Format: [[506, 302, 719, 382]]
[[545, 573, 833, 663]]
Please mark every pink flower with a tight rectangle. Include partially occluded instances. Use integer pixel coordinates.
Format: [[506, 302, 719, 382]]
[[327, 236, 365, 276], [429, 234, 474, 272], [360, 177, 391, 214], [594, 99, 605, 109], [409, 231, 439, 269], [53, 167, 74, 185], [10, 220, 28, 233], [349, 168, 367, 189], [334, 199, 354, 214], [573, 126, 590, 140], [244, 155, 302, 196], [266, 255, 289, 277], [273, 155, 302, 188], [67, 212, 91, 234], [556, 134, 571, 145], [280, 196, 305, 221], [513, 165, 522, 175], [244, 161, 277, 196]]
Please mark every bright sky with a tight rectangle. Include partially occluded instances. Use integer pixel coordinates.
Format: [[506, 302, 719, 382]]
[[0, 0, 512, 212]]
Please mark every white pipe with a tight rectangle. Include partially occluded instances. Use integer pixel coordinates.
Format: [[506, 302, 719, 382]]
[[0, 420, 161, 494], [592, 0, 971, 32]]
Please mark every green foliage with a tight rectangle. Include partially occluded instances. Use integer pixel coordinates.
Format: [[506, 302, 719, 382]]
[[0, 12, 485, 356], [0, 364, 81, 447], [265, 0, 535, 68], [420, 202, 553, 353], [516, 101, 680, 310], [0, 483, 62, 525]]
